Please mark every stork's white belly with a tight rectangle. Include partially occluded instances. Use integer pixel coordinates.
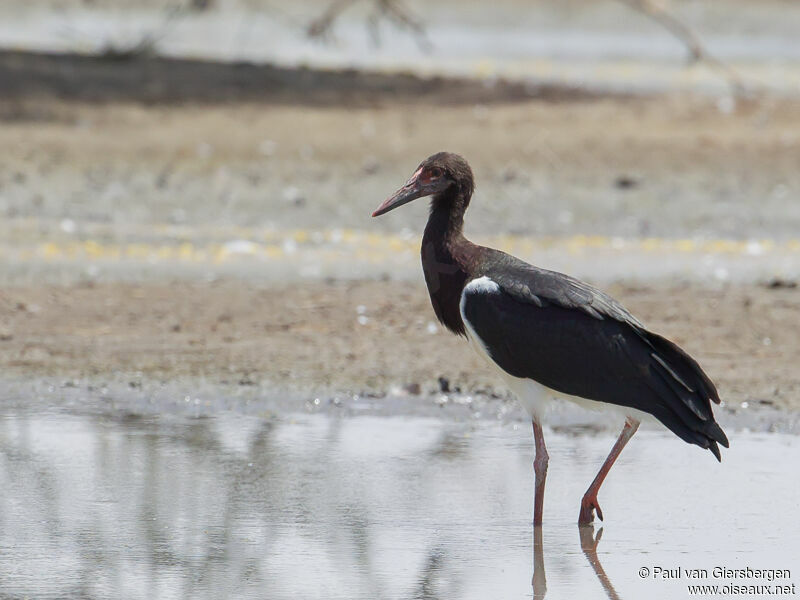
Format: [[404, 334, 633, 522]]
[[458, 276, 652, 425]]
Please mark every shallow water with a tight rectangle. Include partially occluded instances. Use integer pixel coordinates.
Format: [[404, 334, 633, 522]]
[[0, 410, 798, 599]]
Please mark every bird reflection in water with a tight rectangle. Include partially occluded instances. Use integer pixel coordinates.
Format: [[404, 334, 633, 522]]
[[532, 525, 621, 600], [532, 526, 547, 600]]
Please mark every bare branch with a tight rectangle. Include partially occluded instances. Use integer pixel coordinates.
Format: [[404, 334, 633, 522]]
[[308, 0, 431, 51], [617, 0, 749, 95], [376, 0, 430, 47], [307, 0, 358, 40], [618, 0, 703, 63]]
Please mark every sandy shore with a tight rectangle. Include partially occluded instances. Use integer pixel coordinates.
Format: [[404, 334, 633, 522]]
[[0, 279, 796, 411], [1, 89, 799, 243]]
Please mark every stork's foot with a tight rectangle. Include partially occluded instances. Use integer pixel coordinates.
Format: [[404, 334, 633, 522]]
[[578, 495, 604, 524]]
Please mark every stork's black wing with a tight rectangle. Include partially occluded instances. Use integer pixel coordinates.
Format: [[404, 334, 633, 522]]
[[464, 252, 729, 459], [486, 253, 644, 328]]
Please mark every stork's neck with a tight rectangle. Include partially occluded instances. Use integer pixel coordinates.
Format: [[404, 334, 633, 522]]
[[420, 185, 475, 336], [422, 185, 469, 248]]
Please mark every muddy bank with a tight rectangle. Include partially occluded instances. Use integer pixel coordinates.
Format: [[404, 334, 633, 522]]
[[0, 279, 797, 410], [0, 53, 798, 419]]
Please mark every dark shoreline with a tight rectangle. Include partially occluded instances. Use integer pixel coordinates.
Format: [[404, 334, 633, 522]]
[[0, 49, 615, 106]]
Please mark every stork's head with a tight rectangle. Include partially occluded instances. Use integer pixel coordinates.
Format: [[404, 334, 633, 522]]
[[372, 152, 474, 217]]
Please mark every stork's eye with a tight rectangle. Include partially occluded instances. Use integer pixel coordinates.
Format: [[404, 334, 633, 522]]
[[420, 167, 442, 183], [415, 166, 444, 185]]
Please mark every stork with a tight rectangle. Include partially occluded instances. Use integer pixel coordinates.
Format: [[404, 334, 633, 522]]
[[372, 152, 728, 524]]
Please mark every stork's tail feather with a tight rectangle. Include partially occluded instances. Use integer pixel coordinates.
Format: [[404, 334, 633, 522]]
[[708, 441, 722, 462], [643, 331, 729, 460]]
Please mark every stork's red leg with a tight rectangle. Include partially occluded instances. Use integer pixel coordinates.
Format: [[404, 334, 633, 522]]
[[578, 418, 639, 525], [532, 420, 549, 526]]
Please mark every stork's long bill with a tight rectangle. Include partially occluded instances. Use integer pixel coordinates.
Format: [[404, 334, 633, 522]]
[[372, 166, 448, 217]]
